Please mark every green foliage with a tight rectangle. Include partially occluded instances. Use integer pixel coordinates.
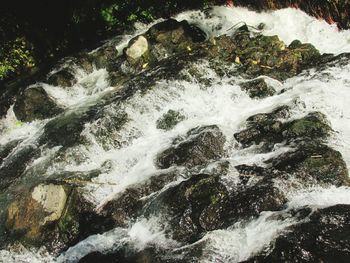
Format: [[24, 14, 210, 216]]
[[101, 3, 119, 27], [0, 38, 35, 80]]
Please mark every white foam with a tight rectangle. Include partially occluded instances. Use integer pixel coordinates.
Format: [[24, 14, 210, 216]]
[[287, 186, 350, 209], [57, 217, 178, 263], [198, 211, 296, 262]]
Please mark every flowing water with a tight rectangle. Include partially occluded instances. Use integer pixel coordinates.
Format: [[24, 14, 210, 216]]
[[1, 6, 350, 263]]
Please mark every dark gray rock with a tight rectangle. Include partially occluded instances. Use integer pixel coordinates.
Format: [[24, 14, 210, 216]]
[[244, 205, 350, 263], [47, 69, 77, 87], [156, 125, 226, 169], [13, 85, 64, 122], [240, 78, 276, 98]]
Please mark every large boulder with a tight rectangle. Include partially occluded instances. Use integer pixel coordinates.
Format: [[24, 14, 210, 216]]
[[4, 183, 114, 252], [13, 85, 64, 122], [156, 125, 226, 169], [6, 184, 69, 244]]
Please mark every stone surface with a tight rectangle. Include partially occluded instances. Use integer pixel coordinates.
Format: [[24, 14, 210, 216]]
[[13, 85, 64, 122], [156, 125, 226, 169]]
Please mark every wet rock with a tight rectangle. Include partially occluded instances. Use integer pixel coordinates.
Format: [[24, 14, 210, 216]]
[[156, 110, 185, 131], [284, 112, 332, 141], [146, 173, 229, 243], [206, 35, 237, 61], [240, 78, 276, 98], [146, 19, 206, 44], [234, 109, 331, 151], [89, 44, 119, 70], [145, 172, 286, 243], [47, 69, 77, 87], [101, 171, 179, 226], [200, 180, 287, 231], [0, 144, 40, 191], [156, 125, 226, 169], [13, 85, 64, 122], [125, 36, 150, 66], [245, 205, 350, 263], [267, 142, 350, 186], [234, 106, 289, 150], [124, 19, 206, 71], [6, 184, 68, 243], [79, 247, 161, 263], [205, 31, 321, 80], [4, 182, 114, 251], [0, 139, 22, 165]]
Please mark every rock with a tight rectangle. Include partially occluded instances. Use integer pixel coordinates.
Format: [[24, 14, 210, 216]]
[[6, 184, 68, 243], [234, 109, 331, 150], [234, 106, 290, 150], [199, 179, 287, 231], [4, 182, 115, 251], [240, 78, 276, 98], [79, 247, 161, 263], [267, 142, 350, 186], [156, 110, 185, 130], [156, 125, 226, 169], [13, 85, 64, 122], [0, 139, 22, 165], [147, 19, 206, 44], [124, 19, 206, 71], [145, 173, 229, 243], [288, 39, 321, 62], [205, 30, 321, 80], [125, 36, 149, 63], [101, 171, 179, 226], [245, 205, 350, 263], [47, 69, 77, 87], [284, 112, 332, 141], [89, 44, 119, 70]]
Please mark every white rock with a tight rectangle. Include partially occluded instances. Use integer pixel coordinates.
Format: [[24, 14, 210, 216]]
[[126, 36, 149, 60], [32, 184, 67, 223]]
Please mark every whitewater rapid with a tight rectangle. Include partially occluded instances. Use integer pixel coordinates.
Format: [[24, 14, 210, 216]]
[[1, 5, 350, 263]]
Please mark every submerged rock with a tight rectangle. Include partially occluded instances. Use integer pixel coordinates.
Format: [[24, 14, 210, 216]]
[[245, 205, 350, 263], [13, 85, 64, 122], [156, 125, 226, 169]]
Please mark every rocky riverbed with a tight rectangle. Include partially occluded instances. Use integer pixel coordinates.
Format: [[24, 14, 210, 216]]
[[0, 6, 350, 263]]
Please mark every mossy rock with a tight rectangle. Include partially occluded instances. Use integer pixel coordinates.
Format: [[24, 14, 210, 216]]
[[284, 112, 332, 140], [268, 142, 349, 186], [156, 110, 185, 130], [240, 78, 276, 98]]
